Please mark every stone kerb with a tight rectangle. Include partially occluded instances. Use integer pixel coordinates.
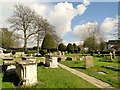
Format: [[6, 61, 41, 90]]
[[85, 56, 94, 68], [16, 60, 38, 86]]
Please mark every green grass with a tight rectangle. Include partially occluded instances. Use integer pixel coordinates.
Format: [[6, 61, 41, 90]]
[[60, 54, 120, 88], [30, 66, 98, 88], [1, 65, 99, 88]]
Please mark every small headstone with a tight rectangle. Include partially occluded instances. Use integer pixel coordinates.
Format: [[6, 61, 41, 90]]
[[98, 51, 101, 56], [73, 54, 79, 60], [85, 56, 94, 68]]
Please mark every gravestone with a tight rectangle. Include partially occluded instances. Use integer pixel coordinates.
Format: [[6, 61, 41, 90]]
[[58, 56, 66, 62], [73, 54, 79, 60], [45, 55, 58, 68], [110, 52, 113, 60], [85, 56, 94, 68], [80, 56, 85, 61], [58, 51, 62, 56], [16, 60, 38, 86], [113, 50, 116, 59], [62, 52, 65, 56], [98, 51, 101, 56]]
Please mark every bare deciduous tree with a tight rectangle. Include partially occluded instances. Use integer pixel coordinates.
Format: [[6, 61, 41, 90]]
[[7, 4, 37, 50]]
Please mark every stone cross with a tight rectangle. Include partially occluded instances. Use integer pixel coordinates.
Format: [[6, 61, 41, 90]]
[[85, 56, 94, 68], [110, 52, 113, 60]]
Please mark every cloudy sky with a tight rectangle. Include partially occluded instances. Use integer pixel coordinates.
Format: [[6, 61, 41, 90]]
[[0, 0, 118, 47]]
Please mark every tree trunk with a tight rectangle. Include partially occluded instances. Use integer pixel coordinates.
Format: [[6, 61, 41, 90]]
[[37, 31, 40, 53], [24, 31, 27, 51]]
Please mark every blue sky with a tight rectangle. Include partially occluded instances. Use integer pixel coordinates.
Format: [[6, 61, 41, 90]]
[[63, 2, 118, 43]]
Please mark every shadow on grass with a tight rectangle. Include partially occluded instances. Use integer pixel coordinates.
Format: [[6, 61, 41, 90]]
[[70, 66, 86, 69], [2, 70, 20, 86]]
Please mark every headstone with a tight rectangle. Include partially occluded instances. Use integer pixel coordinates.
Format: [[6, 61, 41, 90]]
[[62, 52, 65, 56], [98, 51, 101, 56], [66, 57, 75, 61], [113, 50, 116, 59], [16, 60, 38, 86], [110, 52, 113, 60], [58, 56, 66, 62], [73, 54, 79, 60], [45, 55, 58, 68], [58, 51, 62, 56], [85, 56, 94, 68]]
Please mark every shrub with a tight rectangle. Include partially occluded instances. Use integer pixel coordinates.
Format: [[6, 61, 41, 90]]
[[58, 43, 66, 52], [25, 50, 37, 54], [67, 43, 74, 53], [39, 49, 47, 56]]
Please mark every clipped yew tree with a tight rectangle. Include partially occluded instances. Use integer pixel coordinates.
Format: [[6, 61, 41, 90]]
[[67, 43, 74, 53], [73, 43, 78, 53], [58, 43, 66, 52], [41, 34, 57, 52]]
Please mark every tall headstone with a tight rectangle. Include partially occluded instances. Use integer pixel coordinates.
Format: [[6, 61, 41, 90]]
[[110, 52, 113, 60], [62, 52, 65, 56], [58, 51, 62, 56], [113, 50, 116, 59], [85, 56, 94, 68]]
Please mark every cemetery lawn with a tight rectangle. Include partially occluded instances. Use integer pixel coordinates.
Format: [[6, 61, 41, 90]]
[[60, 55, 120, 88], [1, 65, 99, 88], [30, 66, 99, 88]]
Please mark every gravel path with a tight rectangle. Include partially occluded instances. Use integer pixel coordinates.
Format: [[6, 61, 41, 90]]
[[58, 63, 116, 89]]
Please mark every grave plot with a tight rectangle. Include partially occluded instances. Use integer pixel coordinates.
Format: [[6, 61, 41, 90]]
[[60, 54, 120, 88]]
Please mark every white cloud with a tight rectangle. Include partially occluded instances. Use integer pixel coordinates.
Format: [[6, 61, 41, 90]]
[[31, 3, 47, 17], [100, 17, 118, 33], [47, 1, 90, 37], [73, 22, 98, 40], [83, 0, 90, 6]]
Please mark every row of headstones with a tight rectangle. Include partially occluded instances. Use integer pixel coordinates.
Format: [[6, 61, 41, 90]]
[[2, 54, 94, 86]]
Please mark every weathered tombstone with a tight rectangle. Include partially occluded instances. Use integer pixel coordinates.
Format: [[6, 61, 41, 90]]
[[110, 52, 113, 60], [62, 52, 65, 56], [113, 50, 116, 59], [16, 60, 38, 86], [85, 56, 94, 68], [45, 55, 58, 68], [73, 54, 79, 60], [58, 51, 62, 56], [98, 51, 101, 56], [58, 56, 66, 62]]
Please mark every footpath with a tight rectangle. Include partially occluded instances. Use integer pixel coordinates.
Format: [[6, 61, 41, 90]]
[[58, 63, 117, 89]]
